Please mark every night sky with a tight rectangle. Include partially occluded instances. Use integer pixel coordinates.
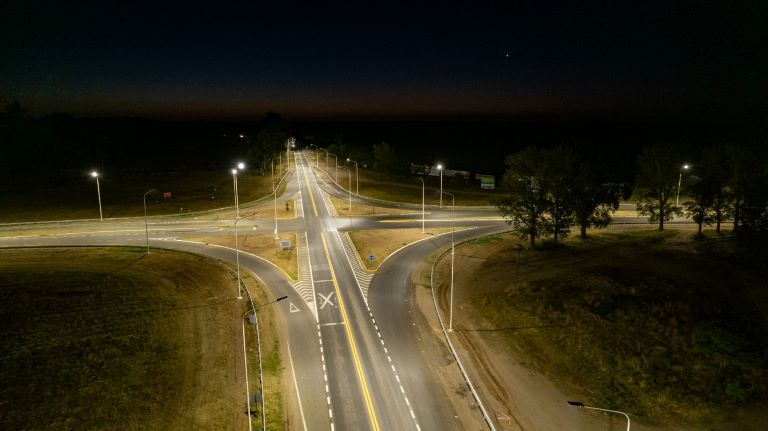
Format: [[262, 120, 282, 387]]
[[2, 1, 766, 121]]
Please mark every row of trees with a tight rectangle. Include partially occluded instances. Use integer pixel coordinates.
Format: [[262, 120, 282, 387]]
[[635, 143, 768, 235], [497, 142, 768, 248], [496, 146, 623, 248]]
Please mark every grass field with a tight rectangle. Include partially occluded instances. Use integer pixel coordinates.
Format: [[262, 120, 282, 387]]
[[348, 228, 454, 270], [187, 233, 299, 280], [0, 167, 284, 223], [315, 164, 499, 206], [0, 247, 281, 430], [445, 230, 768, 427]]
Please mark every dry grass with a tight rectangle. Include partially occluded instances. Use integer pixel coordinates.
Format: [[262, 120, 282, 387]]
[[187, 233, 299, 280], [316, 166, 499, 206], [440, 228, 768, 428], [328, 195, 418, 216], [349, 228, 455, 270], [0, 169, 281, 223], [0, 246, 275, 430]]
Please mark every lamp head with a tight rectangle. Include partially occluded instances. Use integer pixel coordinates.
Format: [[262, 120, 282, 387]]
[[437, 164, 443, 170], [231, 168, 238, 175], [91, 171, 99, 178], [237, 162, 245, 170], [683, 164, 690, 170]]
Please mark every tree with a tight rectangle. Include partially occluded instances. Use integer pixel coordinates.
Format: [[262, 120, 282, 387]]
[[570, 151, 622, 238], [727, 144, 768, 234], [633, 144, 683, 230], [372, 141, 399, 173], [247, 112, 290, 174], [686, 145, 733, 234], [540, 146, 575, 243], [496, 147, 550, 249]]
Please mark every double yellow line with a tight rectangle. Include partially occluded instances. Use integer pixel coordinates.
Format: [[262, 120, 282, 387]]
[[320, 233, 380, 431]]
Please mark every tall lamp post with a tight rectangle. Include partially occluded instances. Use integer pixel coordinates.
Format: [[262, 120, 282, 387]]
[[143, 189, 158, 254], [437, 164, 444, 207], [347, 168, 352, 212], [347, 158, 358, 195], [443, 191, 455, 331], [91, 171, 103, 221], [232, 162, 245, 218], [676, 164, 690, 207], [418, 177, 425, 233], [568, 401, 631, 431], [242, 295, 288, 431], [328, 153, 338, 182], [234, 217, 243, 300]]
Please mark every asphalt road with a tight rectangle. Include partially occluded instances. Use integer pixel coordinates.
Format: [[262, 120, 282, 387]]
[[0, 151, 693, 430]]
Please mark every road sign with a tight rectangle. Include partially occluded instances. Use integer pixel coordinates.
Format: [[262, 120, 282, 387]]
[[369, 255, 374, 262], [280, 240, 291, 249]]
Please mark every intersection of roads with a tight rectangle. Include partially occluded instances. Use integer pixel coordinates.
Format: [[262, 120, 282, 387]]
[[0, 152, 650, 430]]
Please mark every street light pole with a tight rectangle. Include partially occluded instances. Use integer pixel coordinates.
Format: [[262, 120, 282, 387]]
[[232, 168, 240, 219], [328, 153, 338, 182], [242, 296, 287, 431], [443, 191, 455, 331], [348, 168, 352, 212], [91, 171, 103, 221], [143, 189, 157, 254], [234, 217, 243, 300], [568, 401, 631, 431], [676, 164, 690, 207], [347, 158, 358, 195], [418, 177, 425, 233], [437, 164, 444, 207]]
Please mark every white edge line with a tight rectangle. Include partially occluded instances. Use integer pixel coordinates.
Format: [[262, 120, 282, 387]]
[[287, 339, 309, 431], [430, 242, 496, 430]]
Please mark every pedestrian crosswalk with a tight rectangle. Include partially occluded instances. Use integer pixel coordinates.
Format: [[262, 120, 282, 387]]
[[292, 233, 317, 318], [337, 232, 374, 300]]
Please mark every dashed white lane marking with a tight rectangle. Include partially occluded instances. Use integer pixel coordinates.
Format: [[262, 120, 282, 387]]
[[360, 296, 421, 430], [317, 322, 334, 430]]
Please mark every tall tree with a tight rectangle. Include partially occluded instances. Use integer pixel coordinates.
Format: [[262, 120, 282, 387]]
[[247, 111, 290, 174], [571, 150, 622, 238], [689, 145, 733, 234], [496, 147, 550, 249], [633, 143, 683, 230], [727, 144, 768, 234], [372, 141, 399, 173], [540, 146, 575, 243]]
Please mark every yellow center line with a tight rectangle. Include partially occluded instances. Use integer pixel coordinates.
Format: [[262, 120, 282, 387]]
[[320, 233, 380, 431], [300, 158, 319, 217]]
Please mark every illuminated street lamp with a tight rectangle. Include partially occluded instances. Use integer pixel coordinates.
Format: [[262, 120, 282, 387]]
[[271, 160, 279, 240], [437, 164, 444, 207], [347, 158, 359, 195], [91, 171, 103, 221], [143, 189, 158, 254], [676, 164, 690, 207], [567, 401, 631, 431], [232, 162, 245, 218], [443, 191, 455, 331]]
